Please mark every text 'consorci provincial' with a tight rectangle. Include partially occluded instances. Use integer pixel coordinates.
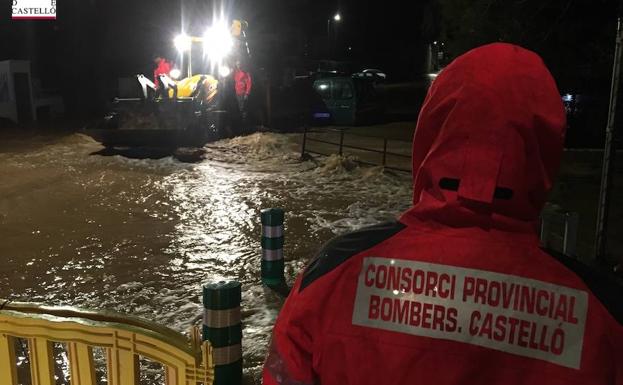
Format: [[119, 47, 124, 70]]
[[352, 257, 588, 369]]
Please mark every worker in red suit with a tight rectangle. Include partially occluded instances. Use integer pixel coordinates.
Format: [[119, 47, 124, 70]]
[[263, 43, 623, 385], [153, 55, 172, 87], [234, 60, 252, 120]]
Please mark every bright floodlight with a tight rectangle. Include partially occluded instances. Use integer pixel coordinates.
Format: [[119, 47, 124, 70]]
[[204, 20, 234, 63], [219, 65, 231, 77], [169, 68, 182, 79], [334, 13, 341, 21], [174, 34, 192, 52]]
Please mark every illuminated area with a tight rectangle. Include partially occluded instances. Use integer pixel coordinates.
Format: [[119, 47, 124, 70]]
[[203, 20, 234, 65], [219, 65, 231, 77], [169, 68, 182, 79], [174, 34, 192, 52]]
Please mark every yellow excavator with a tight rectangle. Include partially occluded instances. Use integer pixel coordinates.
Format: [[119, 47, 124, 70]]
[[84, 19, 249, 148], [168, 75, 219, 100]]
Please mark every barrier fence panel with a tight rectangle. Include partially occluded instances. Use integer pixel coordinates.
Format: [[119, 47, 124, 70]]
[[0, 333, 17, 384], [301, 127, 412, 172], [0, 301, 214, 385]]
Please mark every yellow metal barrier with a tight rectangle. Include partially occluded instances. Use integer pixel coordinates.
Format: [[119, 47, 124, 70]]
[[0, 300, 214, 385]]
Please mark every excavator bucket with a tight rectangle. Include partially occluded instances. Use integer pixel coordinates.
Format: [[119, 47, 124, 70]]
[[84, 74, 229, 148]]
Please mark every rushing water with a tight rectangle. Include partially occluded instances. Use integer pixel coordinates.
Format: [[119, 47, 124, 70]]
[[0, 130, 413, 383]]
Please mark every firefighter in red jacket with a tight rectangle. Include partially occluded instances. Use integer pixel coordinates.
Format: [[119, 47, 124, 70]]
[[153, 55, 172, 87], [263, 43, 623, 385], [234, 60, 252, 119]]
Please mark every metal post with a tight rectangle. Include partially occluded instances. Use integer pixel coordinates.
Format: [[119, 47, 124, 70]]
[[595, 17, 623, 261], [188, 48, 193, 78], [261, 208, 285, 287], [339, 130, 344, 156], [563, 212, 579, 258], [327, 19, 331, 58], [202, 281, 242, 385], [539, 215, 549, 248], [382, 138, 388, 166], [301, 126, 308, 159], [265, 76, 272, 127], [426, 44, 433, 73]]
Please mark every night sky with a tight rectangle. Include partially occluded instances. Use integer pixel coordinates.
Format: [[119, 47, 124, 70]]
[[2, 0, 621, 125]]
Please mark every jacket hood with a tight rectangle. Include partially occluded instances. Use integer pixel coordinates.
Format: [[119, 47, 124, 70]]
[[403, 43, 566, 233]]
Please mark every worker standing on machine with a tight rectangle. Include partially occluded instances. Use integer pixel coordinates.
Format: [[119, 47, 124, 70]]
[[153, 55, 173, 88], [234, 60, 252, 120]]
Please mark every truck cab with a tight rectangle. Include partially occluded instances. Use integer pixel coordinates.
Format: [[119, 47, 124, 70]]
[[312, 75, 384, 126]]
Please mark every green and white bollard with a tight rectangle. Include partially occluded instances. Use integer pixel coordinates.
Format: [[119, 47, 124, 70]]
[[203, 281, 242, 385], [261, 208, 286, 287]]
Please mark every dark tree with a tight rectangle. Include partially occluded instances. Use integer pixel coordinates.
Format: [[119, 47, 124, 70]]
[[437, 0, 620, 146]]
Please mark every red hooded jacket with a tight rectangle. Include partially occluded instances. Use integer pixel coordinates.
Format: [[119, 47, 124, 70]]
[[263, 43, 623, 385], [234, 68, 252, 97], [153, 58, 172, 86]]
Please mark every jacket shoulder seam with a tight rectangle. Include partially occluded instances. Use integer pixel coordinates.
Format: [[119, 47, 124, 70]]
[[299, 221, 406, 292]]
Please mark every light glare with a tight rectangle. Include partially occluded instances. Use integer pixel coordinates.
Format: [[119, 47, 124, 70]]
[[219, 65, 231, 77], [169, 68, 182, 79], [174, 34, 192, 52], [204, 21, 234, 64]]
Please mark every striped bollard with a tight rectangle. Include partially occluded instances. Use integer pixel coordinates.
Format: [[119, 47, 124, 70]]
[[203, 281, 242, 385], [261, 208, 286, 287]]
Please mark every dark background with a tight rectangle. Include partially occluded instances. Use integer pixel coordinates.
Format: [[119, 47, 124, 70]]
[[1, 0, 621, 145]]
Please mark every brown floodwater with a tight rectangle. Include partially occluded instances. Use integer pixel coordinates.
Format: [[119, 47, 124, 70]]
[[0, 130, 413, 383]]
